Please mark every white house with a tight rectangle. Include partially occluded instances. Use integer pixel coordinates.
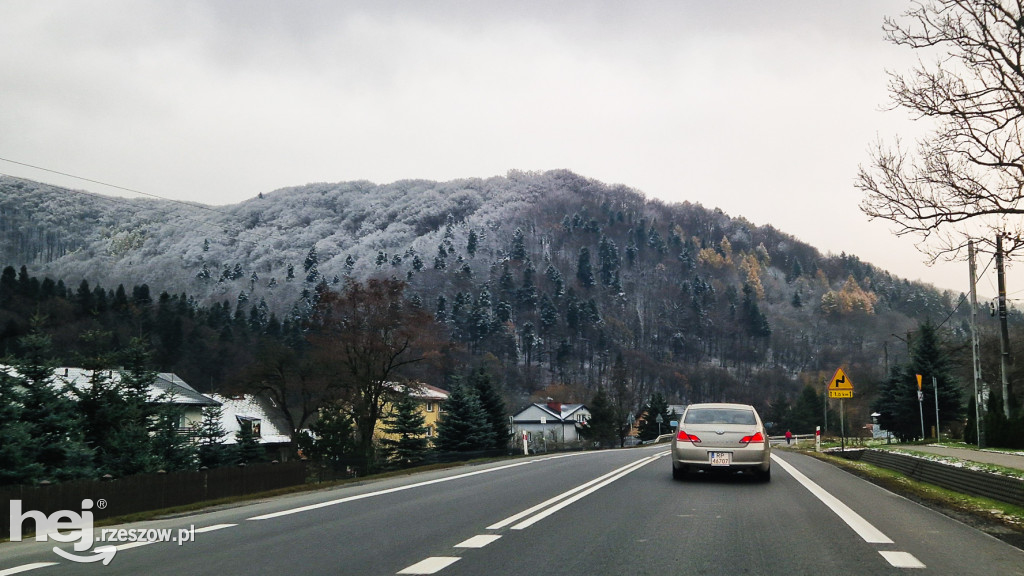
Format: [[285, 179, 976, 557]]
[[1, 365, 221, 431], [207, 393, 294, 461], [511, 401, 591, 449]]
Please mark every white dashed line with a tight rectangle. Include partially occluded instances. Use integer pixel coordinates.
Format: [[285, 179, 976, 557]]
[[397, 557, 461, 574], [879, 551, 926, 569], [454, 535, 501, 548], [194, 524, 237, 533]]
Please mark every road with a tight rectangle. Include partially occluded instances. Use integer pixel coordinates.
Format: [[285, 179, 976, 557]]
[[3, 446, 1023, 575]]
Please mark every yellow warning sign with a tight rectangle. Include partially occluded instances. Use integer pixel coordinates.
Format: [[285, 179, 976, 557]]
[[829, 368, 854, 398]]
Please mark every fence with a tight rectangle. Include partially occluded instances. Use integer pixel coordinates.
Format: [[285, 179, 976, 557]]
[[3, 461, 307, 540], [842, 449, 1024, 508]]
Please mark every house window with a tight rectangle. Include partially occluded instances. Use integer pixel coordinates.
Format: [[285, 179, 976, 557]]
[[237, 416, 262, 438], [426, 426, 434, 437], [426, 402, 434, 413]]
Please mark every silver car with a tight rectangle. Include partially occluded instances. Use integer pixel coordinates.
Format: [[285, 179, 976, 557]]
[[671, 403, 771, 482]]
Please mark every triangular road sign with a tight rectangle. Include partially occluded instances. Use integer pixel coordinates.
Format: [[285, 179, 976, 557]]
[[830, 368, 853, 390]]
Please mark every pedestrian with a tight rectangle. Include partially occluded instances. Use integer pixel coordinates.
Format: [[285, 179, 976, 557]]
[[785, 430, 792, 445]]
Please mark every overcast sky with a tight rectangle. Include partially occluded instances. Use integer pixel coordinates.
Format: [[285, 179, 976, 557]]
[[2, 1, 1017, 300]]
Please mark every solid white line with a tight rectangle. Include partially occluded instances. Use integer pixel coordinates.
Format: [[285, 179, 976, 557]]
[[487, 454, 661, 530], [193, 523, 237, 533], [397, 557, 460, 574], [454, 534, 501, 548], [249, 460, 540, 521], [511, 453, 666, 530], [771, 454, 893, 544], [879, 551, 926, 568], [0, 563, 59, 576]]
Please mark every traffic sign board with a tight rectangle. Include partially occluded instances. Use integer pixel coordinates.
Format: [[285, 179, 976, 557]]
[[828, 368, 854, 398]]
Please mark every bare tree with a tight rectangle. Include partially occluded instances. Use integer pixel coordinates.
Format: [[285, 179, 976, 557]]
[[857, 0, 1024, 261], [307, 277, 440, 473]]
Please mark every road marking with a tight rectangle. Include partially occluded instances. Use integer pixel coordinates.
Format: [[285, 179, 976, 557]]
[[0, 563, 59, 576], [249, 460, 540, 520], [510, 452, 667, 530], [397, 557, 460, 574], [194, 524, 237, 533], [249, 452, 600, 522], [454, 535, 501, 548], [771, 454, 892, 544], [487, 453, 666, 530], [879, 551, 926, 569]]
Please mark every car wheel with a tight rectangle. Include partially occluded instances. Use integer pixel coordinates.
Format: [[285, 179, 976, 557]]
[[755, 466, 771, 483], [672, 464, 687, 481]]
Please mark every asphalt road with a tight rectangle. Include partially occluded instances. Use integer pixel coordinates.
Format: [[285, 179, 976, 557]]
[[4, 446, 1023, 575]]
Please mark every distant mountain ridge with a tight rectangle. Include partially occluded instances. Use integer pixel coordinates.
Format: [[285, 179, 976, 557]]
[[0, 169, 962, 407]]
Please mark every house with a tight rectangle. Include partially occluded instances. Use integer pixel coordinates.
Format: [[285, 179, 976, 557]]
[[512, 400, 591, 450], [0, 366, 221, 431], [375, 383, 450, 442], [207, 393, 294, 461]]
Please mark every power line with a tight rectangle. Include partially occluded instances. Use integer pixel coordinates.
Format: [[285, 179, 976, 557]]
[[0, 156, 238, 220]]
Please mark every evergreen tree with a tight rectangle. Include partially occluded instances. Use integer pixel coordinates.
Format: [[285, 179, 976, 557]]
[[907, 321, 963, 437], [470, 369, 509, 451], [580, 386, 619, 448], [235, 420, 264, 464], [151, 398, 196, 471], [576, 246, 595, 287], [434, 382, 494, 452], [297, 403, 358, 472], [637, 392, 674, 441], [467, 229, 479, 257], [510, 227, 527, 260], [195, 405, 231, 468], [379, 393, 429, 468]]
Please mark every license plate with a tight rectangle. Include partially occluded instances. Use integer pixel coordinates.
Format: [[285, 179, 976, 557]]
[[709, 452, 732, 466]]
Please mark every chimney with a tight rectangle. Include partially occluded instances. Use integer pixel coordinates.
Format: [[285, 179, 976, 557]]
[[547, 400, 562, 414]]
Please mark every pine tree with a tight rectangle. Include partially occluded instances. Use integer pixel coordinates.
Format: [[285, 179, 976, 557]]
[[195, 405, 230, 468], [580, 386, 619, 448], [638, 392, 674, 441], [235, 421, 264, 464], [297, 403, 357, 472], [380, 393, 429, 468], [434, 382, 494, 452], [576, 246, 595, 287], [470, 369, 509, 451]]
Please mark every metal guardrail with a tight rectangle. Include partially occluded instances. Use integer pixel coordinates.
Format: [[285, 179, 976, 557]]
[[843, 449, 1024, 508]]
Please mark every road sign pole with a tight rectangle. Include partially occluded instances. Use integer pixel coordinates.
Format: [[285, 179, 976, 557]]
[[840, 399, 845, 452], [933, 376, 940, 442]]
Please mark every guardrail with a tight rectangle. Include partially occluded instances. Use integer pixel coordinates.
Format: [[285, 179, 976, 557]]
[[842, 449, 1024, 508]]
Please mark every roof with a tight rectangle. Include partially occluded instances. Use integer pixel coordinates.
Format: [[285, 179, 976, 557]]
[[1, 365, 219, 407], [390, 382, 450, 401], [513, 403, 589, 423], [207, 393, 292, 445]]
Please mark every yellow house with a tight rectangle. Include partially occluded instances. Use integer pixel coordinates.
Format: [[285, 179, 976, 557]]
[[376, 383, 449, 442]]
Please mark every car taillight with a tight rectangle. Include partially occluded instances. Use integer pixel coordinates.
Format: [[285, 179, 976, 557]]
[[740, 431, 765, 444], [676, 430, 701, 443]]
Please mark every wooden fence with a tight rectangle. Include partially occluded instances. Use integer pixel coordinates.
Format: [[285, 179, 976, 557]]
[[3, 461, 307, 540]]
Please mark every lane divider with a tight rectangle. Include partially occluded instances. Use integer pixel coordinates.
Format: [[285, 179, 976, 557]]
[[771, 453, 926, 569], [250, 454, 597, 521], [397, 451, 668, 575]]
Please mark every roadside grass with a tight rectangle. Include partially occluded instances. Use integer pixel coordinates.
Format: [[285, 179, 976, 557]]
[[798, 447, 1024, 544]]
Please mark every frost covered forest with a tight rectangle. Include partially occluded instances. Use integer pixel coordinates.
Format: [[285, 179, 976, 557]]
[[0, 170, 1014, 428]]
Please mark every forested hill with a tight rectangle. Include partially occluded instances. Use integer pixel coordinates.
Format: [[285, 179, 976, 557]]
[[0, 170, 967, 408]]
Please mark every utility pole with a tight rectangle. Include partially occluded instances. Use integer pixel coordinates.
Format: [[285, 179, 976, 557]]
[[997, 235, 1012, 419], [968, 241, 985, 447]]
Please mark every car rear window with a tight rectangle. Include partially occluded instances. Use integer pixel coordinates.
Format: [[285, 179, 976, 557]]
[[683, 408, 756, 426]]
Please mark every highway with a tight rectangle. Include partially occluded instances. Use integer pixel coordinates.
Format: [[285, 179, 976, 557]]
[[3, 445, 1023, 575]]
